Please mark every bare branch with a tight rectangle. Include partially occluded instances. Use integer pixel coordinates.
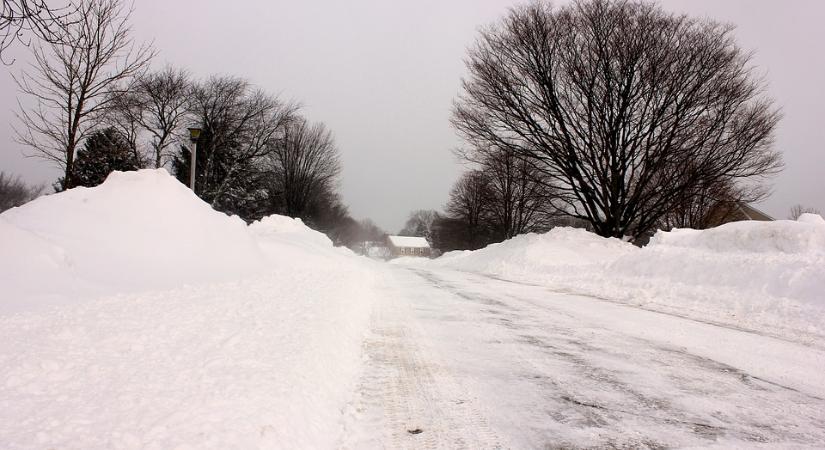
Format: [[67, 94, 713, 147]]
[[13, 0, 155, 189], [0, 0, 77, 63]]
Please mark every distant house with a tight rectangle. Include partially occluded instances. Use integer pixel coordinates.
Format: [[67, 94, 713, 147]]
[[730, 203, 774, 222], [705, 202, 774, 226], [386, 235, 432, 258], [635, 201, 776, 246]]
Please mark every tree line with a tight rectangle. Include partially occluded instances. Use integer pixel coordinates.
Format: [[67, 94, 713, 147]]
[[5, 0, 384, 247]]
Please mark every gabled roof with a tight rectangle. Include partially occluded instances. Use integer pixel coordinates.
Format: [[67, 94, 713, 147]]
[[387, 235, 430, 248], [738, 203, 774, 221]]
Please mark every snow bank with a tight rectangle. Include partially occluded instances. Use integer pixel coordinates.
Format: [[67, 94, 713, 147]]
[[428, 227, 635, 276], [249, 214, 333, 248], [647, 215, 825, 255], [0, 168, 379, 448], [250, 215, 332, 257], [418, 219, 825, 342], [248, 214, 357, 270], [0, 169, 265, 313], [596, 217, 825, 340], [613, 218, 825, 304], [0, 258, 378, 449]]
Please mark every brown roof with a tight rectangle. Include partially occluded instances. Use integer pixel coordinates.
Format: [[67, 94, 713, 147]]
[[736, 203, 774, 221]]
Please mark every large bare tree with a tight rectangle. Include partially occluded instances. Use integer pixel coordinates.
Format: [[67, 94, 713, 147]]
[[452, 0, 782, 238], [13, 0, 154, 190]]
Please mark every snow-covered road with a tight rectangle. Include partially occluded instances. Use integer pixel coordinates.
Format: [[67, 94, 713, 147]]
[[343, 264, 825, 449]]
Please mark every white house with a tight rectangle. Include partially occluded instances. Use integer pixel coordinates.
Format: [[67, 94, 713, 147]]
[[386, 235, 432, 258]]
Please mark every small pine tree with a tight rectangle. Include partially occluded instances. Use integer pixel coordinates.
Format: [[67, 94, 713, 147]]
[[68, 127, 142, 188]]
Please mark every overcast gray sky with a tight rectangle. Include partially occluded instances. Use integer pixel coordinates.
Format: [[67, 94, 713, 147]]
[[1, 0, 823, 232]]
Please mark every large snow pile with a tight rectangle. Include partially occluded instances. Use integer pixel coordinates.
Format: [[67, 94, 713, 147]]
[[0, 169, 378, 448], [427, 227, 635, 275], [0, 169, 265, 313], [416, 218, 825, 342], [610, 215, 825, 304], [596, 216, 825, 340]]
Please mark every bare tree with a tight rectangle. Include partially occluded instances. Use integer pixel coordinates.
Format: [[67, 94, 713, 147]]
[[452, 0, 782, 239], [0, 171, 43, 212], [399, 209, 439, 239], [13, 0, 154, 190], [358, 218, 386, 242], [268, 118, 341, 218], [137, 67, 191, 168], [1, 0, 75, 61], [109, 66, 191, 168], [304, 189, 354, 244], [179, 75, 297, 217], [105, 89, 144, 165], [659, 180, 768, 230], [478, 147, 555, 240], [789, 204, 821, 220], [443, 170, 494, 249]]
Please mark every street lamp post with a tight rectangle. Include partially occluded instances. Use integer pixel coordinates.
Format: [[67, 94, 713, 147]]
[[187, 127, 201, 191]]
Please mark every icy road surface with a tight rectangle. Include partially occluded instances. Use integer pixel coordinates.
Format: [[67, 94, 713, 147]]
[[342, 265, 825, 449]]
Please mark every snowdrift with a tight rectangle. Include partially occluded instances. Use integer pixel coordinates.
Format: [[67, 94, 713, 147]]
[[249, 214, 355, 264], [428, 227, 635, 274], [610, 216, 825, 306], [0, 168, 362, 314], [0, 169, 379, 448], [0, 169, 266, 313], [418, 219, 825, 342]]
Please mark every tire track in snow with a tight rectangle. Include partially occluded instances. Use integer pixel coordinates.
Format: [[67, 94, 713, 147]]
[[340, 269, 502, 449], [475, 271, 825, 350], [408, 267, 825, 447]]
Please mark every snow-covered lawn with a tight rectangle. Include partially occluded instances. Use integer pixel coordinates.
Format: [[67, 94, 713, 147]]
[[2, 169, 824, 448]]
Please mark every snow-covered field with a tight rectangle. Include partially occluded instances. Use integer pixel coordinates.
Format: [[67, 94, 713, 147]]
[[2, 169, 825, 448], [405, 218, 825, 344]]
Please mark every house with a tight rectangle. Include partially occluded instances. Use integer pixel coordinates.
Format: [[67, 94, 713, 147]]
[[705, 201, 774, 226], [635, 201, 775, 246], [386, 235, 432, 258], [730, 203, 774, 222]]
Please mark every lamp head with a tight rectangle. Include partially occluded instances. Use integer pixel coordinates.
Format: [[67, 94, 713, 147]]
[[188, 127, 202, 141]]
